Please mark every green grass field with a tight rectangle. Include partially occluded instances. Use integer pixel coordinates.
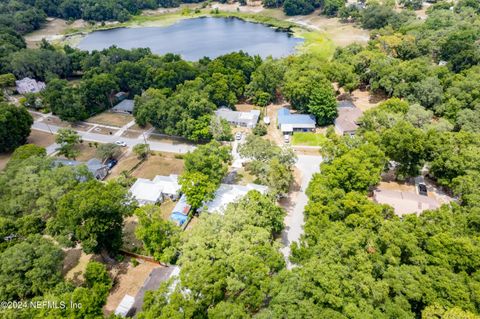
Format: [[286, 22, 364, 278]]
[[291, 132, 327, 146]]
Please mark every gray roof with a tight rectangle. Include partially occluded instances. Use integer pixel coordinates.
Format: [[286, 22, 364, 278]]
[[112, 99, 134, 112], [335, 101, 363, 133], [215, 107, 260, 126], [15, 77, 46, 94], [54, 158, 107, 174]]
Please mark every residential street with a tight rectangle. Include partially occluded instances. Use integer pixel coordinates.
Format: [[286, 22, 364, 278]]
[[280, 154, 322, 269], [31, 114, 196, 154]]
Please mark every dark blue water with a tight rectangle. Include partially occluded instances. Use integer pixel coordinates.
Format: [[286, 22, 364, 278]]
[[77, 17, 303, 60]]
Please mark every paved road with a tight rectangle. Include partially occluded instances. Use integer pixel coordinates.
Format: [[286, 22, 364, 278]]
[[280, 155, 322, 269], [32, 120, 196, 154]]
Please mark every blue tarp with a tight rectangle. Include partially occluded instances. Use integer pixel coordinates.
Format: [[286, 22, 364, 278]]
[[170, 212, 188, 226]]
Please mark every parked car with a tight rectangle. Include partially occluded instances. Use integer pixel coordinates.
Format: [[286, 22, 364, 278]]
[[107, 159, 118, 170], [284, 135, 290, 143], [115, 141, 127, 147], [235, 132, 242, 140], [263, 116, 270, 125], [418, 183, 428, 196]]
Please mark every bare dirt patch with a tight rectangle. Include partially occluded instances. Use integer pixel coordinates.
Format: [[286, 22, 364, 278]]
[[64, 250, 93, 285], [122, 129, 143, 139], [108, 154, 140, 179], [91, 126, 119, 136], [265, 103, 286, 145], [87, 112, 134, 128], [27, 129, 56, 147], [123, 216, 144, 254], [350, 89, 387, 112], [160, 199, 176, 221], [132, 152, 184, 179], [75, 143, 100, 161], [0, 153, 12, 171], [148, 133, 193, 146], [104, 260, 161, 316], [25, 18, 88, 47]]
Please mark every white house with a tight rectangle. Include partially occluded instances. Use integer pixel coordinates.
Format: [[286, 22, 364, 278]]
[[215, 107, 261, 128], [201, 183, 268, 214], [15, 77, 46, 94], [130, 174, 181, 206]]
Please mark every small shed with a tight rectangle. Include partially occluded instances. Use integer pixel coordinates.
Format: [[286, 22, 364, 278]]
[[112, 99, 134, 114], [114, 294, 135, 317]]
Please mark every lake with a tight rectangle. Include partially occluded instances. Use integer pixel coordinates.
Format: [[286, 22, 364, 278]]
[[77, 17, 303, 61]]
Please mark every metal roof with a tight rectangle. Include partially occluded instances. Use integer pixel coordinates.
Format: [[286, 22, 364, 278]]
[[112, 99, 134, 112], [277, 107, 316, 126]]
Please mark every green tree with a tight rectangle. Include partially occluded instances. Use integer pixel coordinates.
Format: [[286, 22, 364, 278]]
[[183, 140, 232, 184], [179, 171, 217, 210], [80, 73, 119, 115], [135, 205, 180, 263], [133, 143, 149, 160], [48, 180, 133, 254], [55, 128, 80, 159], [307, 84, 338, 126], [0, 235, 63, 300], [96, 143, 121, 161], [381, 121, 427, 178], [0, 103, 33, 153], [8, 144, 45, 164]]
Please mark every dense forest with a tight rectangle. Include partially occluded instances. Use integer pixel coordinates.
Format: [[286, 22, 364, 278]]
[[0, 0, 480, 318]]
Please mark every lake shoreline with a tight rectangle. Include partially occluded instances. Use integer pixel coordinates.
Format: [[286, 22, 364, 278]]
[[76, 16, 304, 60], [61, 10, 305, 48]]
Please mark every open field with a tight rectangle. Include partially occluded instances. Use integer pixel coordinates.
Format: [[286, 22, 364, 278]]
[[132, 152, 185, 179], [291, 132, 326, 146], [87, 112, 134, 127], [28, 129, 56, 147], [75, 143, 100, 161]]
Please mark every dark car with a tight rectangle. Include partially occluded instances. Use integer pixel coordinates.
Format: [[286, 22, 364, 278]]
[[107, 159, 118, 170], [418, 183, 428, 196]]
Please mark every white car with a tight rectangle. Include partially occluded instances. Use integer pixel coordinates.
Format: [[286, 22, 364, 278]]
[[284, 135, 291, 143], [235, 132, 242, 140], [115, 141, 127, 147]]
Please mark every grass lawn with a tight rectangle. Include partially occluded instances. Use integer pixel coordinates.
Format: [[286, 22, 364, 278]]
[[160, 199, 176, 221], [297, 31, 335, 60], [291, 132, 327, 146], [87, 112, 133, 127]]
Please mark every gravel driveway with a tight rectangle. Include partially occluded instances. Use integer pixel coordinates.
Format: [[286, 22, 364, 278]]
[[280, 154, 322, 269]]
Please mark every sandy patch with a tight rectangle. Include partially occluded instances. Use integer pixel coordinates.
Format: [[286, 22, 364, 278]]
[[27, 129, 56, 147], [25, 18, 88, 47], [350, 89, 387, 112], [64, 249, 93, 285], [104, 260, 160, 315], [132, 152, 184, 179], [87, 112, 134, 128]]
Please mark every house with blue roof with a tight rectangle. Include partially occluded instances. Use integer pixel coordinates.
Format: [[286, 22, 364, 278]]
[[277, 107, 316, 134]]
